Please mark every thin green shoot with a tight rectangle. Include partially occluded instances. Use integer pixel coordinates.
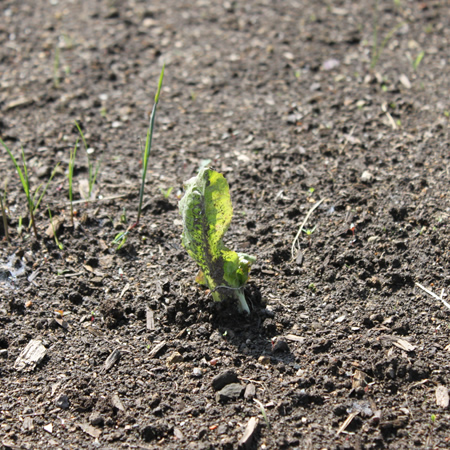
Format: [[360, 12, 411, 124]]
[[54, 46, 60, 88], [137, 63, 165, 224], [412, 51, 425, 71], [47, 207, 63, 250], [371, 1, 405, 69], [74, 121, 101, 199], [1, 139, 59, 238], [113, 64, 165, 249], [159, 186, 173, 199], [254, 399, 270, 428], [0, 182, 9, 243], [68, 138, 78, 226], [120, 207, 127, 224], [303, 225, 316, 237]]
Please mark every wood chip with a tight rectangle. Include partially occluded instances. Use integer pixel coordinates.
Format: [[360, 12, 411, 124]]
[[14, 339, 47, 371], [337, 411, 359, 435], [78, 422, 102, 438], [284, 334, 305, 343], [45, 215, 65, 239], [238, 417, 259, 449], [352, 369, 367, 389], [149, 341, 167, 358], [392, 338, 416, 352], [110, 393, 125, 412], [6, 97, 34, 110], [102, 348, 121, 373], [146, 308, 155, 331], [436, 385, 449, 408]]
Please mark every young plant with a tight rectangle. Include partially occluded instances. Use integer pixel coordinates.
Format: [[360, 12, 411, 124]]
[[74, 121, 101, 200], [0, 181, 9, 243], [1, 139, 59, 238], [53, 46, 60, 88], [113, 64, 165, 249], [68, 138, 78, 226], [371, 1, 405, 69], [179, 168, 256, 314], [159, 186, 173, 199]]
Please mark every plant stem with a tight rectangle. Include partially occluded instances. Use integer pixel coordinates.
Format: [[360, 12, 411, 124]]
[[136, 64, 165, 224], [0, 196, 9, 243]]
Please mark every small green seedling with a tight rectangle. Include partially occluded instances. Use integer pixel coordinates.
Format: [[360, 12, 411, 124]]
[[179, 168, 256, 314], [1, 139, 59, 238], [303, 226, 316, 237], [412, 51, 425, 71], [113, 64, 165, 249], [74, 121, 101, 200], [159, 186, 173, 199], [0, 180, 9, 243], [68, 138, 78, 226], [53, 46, 60, 88], [47, 207, 63, 250], [120, 207, 127, 224], [254, 399, 270, 428], [371, 1, 405, 69]]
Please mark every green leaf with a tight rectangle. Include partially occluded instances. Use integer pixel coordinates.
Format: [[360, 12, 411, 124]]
[[179, 168, 255, 313]]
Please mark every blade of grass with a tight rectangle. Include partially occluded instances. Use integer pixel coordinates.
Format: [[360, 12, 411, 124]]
[[68, 138, 79, 226], [0, 195, 9, 243], [136, 64, 165, 224], [74, 121, 100, 199]]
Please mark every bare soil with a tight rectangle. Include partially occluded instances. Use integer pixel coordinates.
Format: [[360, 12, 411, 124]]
[[1, 0, 450, 449]]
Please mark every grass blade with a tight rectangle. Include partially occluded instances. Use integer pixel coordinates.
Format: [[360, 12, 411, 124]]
[[136, 64, 165, 224]]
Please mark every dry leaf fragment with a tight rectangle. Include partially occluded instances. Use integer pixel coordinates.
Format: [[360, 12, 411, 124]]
[[102, 348, 121, 373], [46, 215, 65, 238], [393, 338, 416, 352], [238, 417, 259, 449], [78, 422, 101, 438], [436, 385, 449, 408], [14, 339, 47, 371], [337, 412, 359, 435]]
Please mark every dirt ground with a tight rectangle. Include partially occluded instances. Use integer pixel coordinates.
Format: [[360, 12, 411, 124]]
[[1, 0, 450, 448]]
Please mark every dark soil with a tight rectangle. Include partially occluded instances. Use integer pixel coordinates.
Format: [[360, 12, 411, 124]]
[[1, 0, 450, 449]]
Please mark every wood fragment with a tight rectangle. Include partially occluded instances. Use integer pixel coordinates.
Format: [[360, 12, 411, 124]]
[[393, 338, 416, 352], [436, 385, 449, 408], [45, 215, 65, 239], [77, 422, 101, 438], [146, 308, 155, 331], [110, 393, 126, 412], [102, 348, 121, 373], [352, 370, 367, 389], [238, 417, 259, 449], [14, 339, 47, 371], [285, 334, 305, 343], [149, 341, 167, 358], [337, 411, 359, 435]]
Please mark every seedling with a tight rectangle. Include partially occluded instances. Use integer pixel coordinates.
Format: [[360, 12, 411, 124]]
[[371, 1, 405, 69], [179, 168, 256, 314], [254, 399, 270, 428], [53, 46, 60, 88], [74, 121, 101, 200], [411, 51, 425, 72], [1, 139, 60, 238], [113, 65, 165, 249], [0, 180, 9, 243], [303, 226, 316, 237], [68, 138, 78, 226], [47, 207, 63, 250], [159, 186, 173, 199]]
